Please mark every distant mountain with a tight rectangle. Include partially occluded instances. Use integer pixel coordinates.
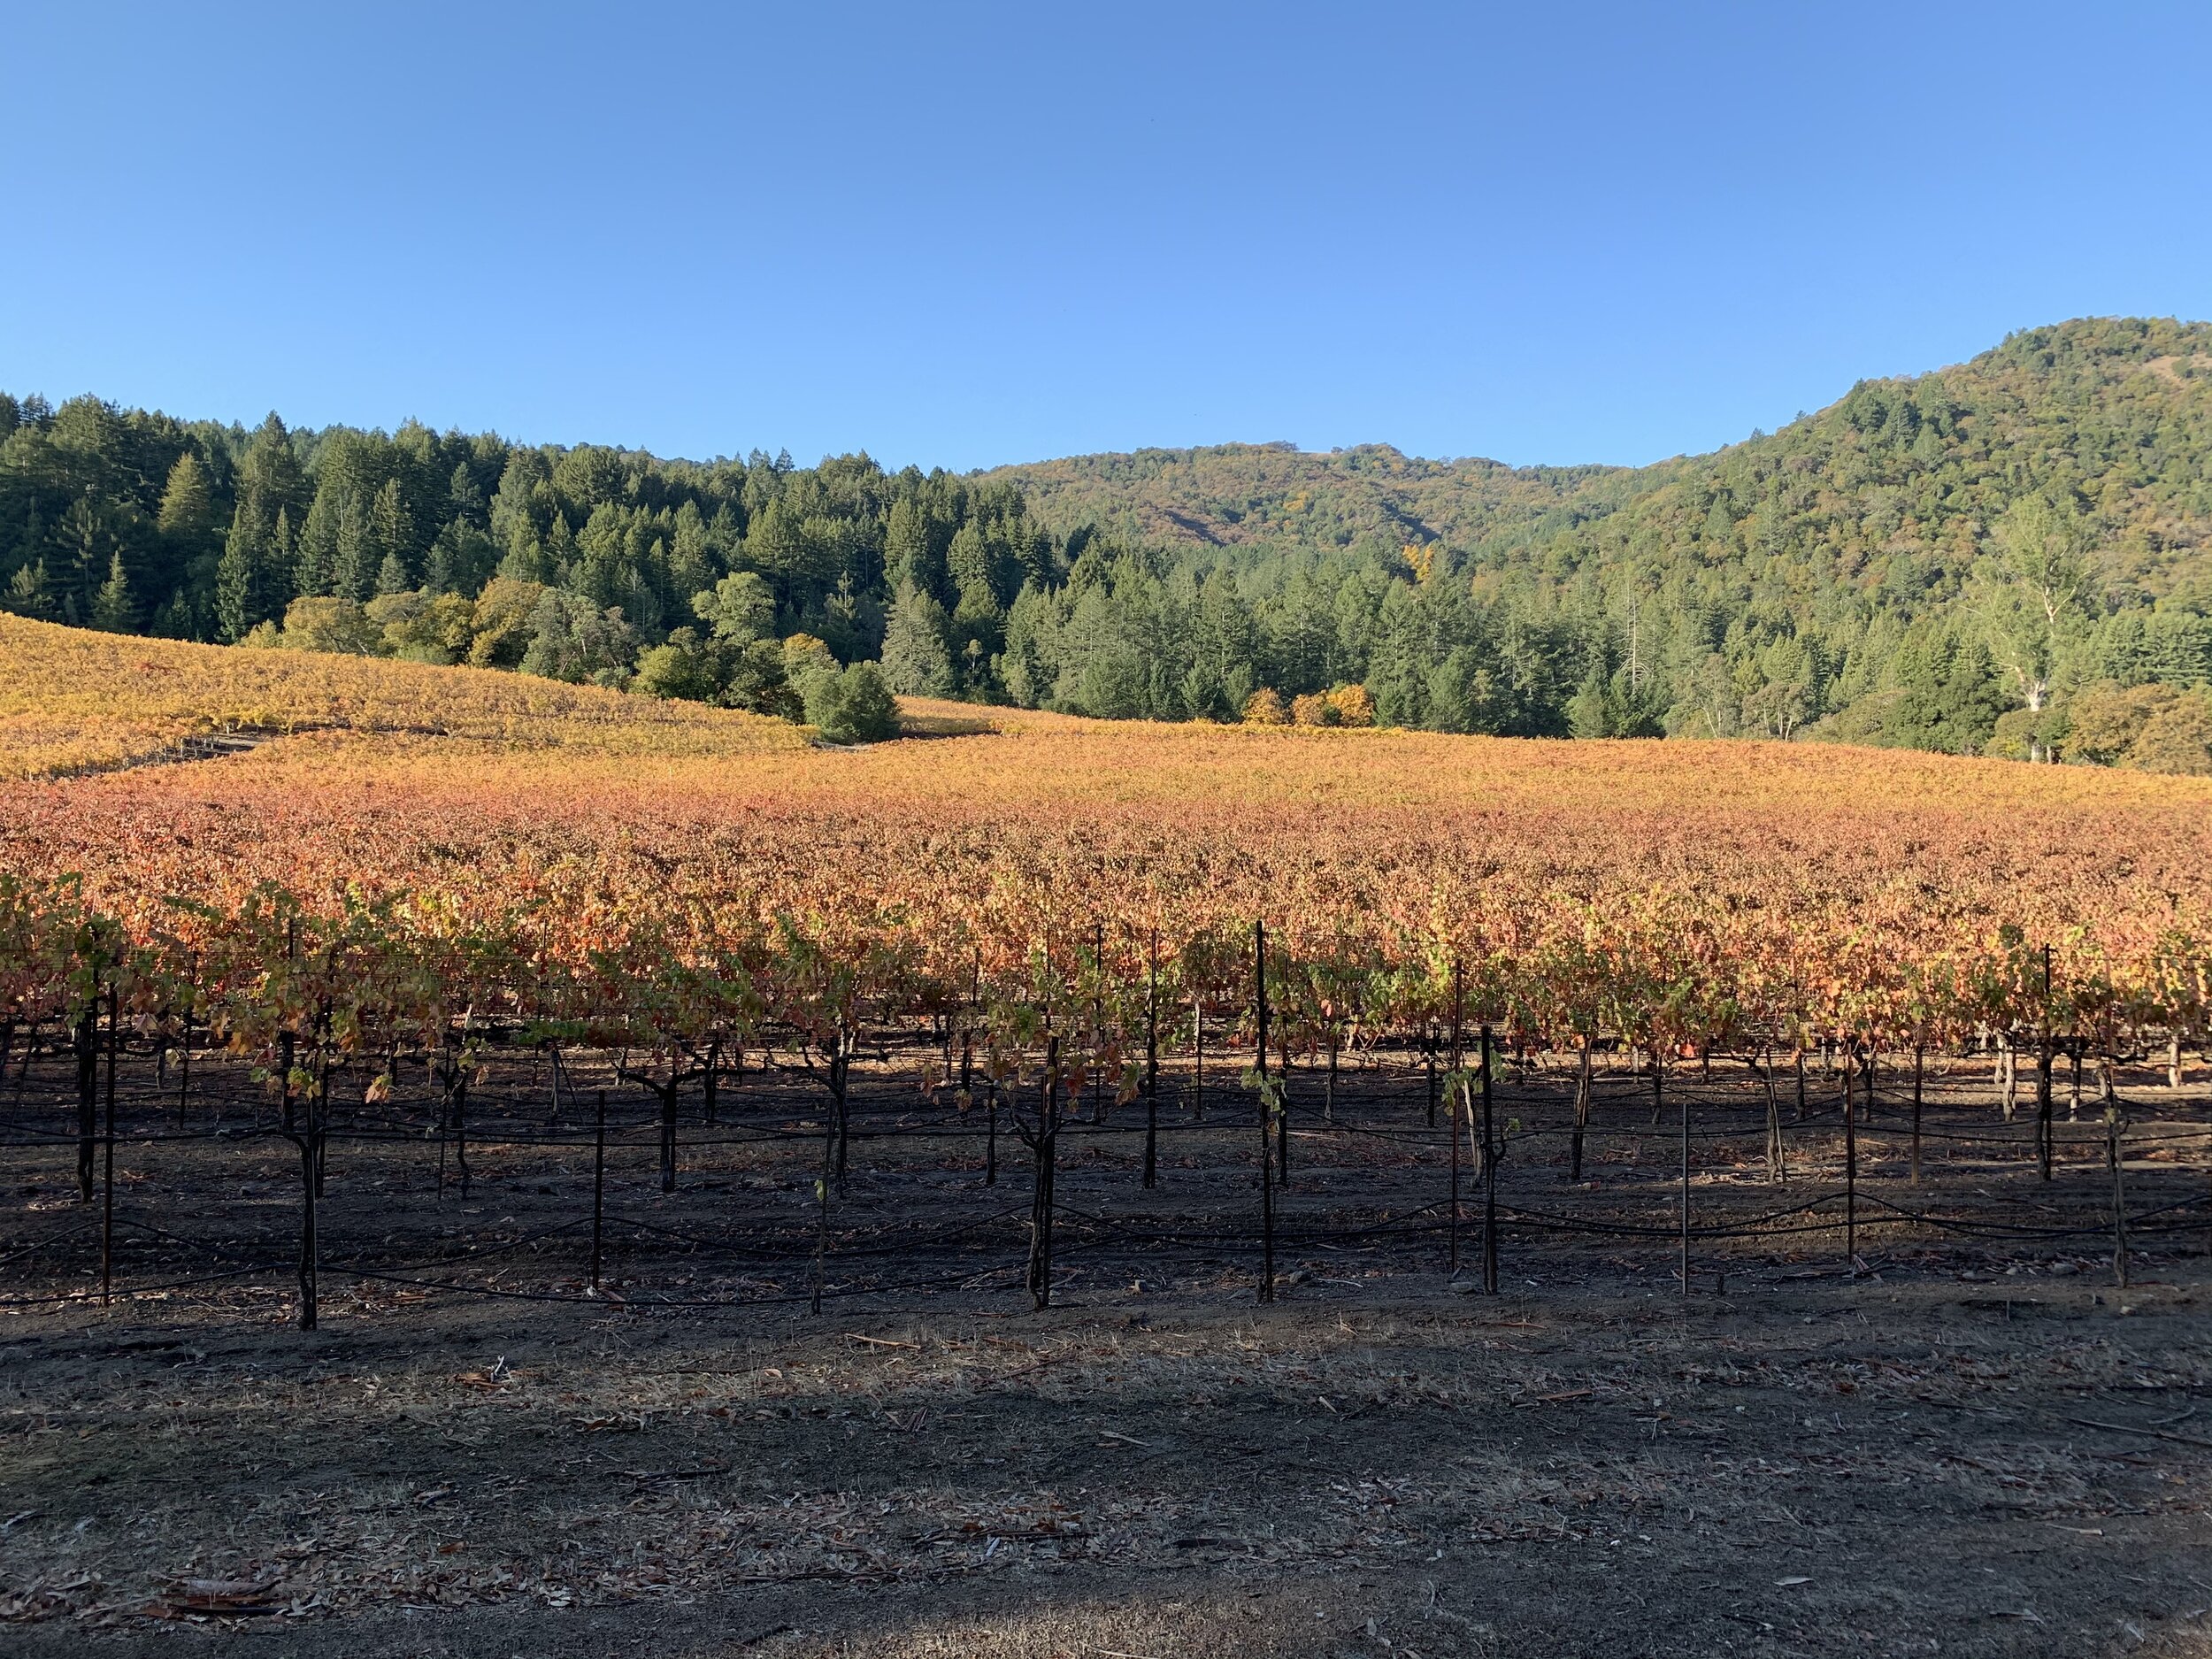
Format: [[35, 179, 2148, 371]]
[[977, 316, 2212, 762], [991, 317, 2212, 612]]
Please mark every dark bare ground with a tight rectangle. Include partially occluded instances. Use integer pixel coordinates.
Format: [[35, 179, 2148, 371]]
[[3, 1049, 2208, 1656]]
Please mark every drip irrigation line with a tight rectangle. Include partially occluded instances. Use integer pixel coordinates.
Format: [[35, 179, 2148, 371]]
[[0, 1219, 94, 1268], [0, 1262, 273, 1308], [340, 1259, 1023, 1310], [599, 1201, 1029, 1258]]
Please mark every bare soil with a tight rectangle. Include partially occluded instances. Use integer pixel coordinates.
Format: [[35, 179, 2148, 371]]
[[3, 1044, 2208, 1657]]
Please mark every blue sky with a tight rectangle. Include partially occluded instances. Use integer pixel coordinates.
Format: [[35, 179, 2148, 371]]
[[4, 2, 2208, 472]]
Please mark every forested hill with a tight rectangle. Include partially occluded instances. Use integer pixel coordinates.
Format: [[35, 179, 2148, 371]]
[[981, 316, 2212, 763], [988, 318, 2212, 606], [4, 316, 2210, 768]]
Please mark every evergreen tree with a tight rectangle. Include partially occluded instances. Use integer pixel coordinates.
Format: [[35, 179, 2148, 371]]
[[883, 497, 945, 600], [448, 461, 487, 526], [371, 476, 414, 591], [1565, 666, 1613, 739], [89, 551, 134, 633], [879, 581, 955, 696], [157, 453, 213, 548], [334, 491, 374, 599], [214, 503, 269, 642], [3, 558, 51, 619]]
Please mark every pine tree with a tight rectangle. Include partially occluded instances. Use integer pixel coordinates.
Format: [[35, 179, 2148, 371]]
[[4, 558, 52, 619], [879, 582, 955, 696], [269, 507, 296, 610], [215, 504, 268, 642], [157, 453, 213, 547], [296, 488, 339, 595], [334, 491, 373, 599], [89, 551, 135, 633], [448, 461, 486, 526], [375, 551, 411, 595], [371, 477, 414, 590], [1566, 665, 1614, 739], [883, 497, 945, 601]]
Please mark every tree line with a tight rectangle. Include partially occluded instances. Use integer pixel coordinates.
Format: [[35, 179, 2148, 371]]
[[4, 314, 2210, 764]]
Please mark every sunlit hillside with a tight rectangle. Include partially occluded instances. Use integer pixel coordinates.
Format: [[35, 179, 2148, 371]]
[[0, 615, 810, 781]]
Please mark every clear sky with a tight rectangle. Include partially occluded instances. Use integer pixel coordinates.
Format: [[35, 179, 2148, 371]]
[[4, 2, 2208, 472]]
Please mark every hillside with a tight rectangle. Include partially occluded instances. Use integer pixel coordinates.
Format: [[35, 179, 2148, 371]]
[[0, 614, 805, 781], [4, 317, 2211, 766], [988, 320, 2212, 608], [979, 318, 2212, 758], [978, 442, 1652, 566]]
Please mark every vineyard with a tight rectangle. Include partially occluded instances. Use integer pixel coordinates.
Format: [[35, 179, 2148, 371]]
[[4, 618, 2212, 1653]]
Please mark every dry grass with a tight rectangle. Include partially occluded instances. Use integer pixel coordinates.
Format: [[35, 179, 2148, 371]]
[[0, 617, 806, 780]]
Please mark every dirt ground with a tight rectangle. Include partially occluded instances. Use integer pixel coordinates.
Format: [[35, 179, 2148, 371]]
[[4, 1048, 2209, 1656]]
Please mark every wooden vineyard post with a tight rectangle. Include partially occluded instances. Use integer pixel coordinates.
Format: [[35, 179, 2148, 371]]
[[1794, 1048, 1807, 1123], [312, 999, 331, 1200], [963, 948, 978, 1103], [1909, 1047, 1924, 1186], [589, 1089, 608, 1292], [814, 1025, 853, 1315], [833, 1023, 853, 1193], [2036, 1035, 2055, 1182], [1256, 920, 1274, 1305], [1026, 1035, 1061, 1310], [1091, 922, 1105, 1123], [1676, 1059, 1689, 1298], [1762, 1046, 1786, 1185], [449, 1008, 473, 1202], [1325, 1026, 1337, 1127], [74, 968, 98, 1204], [295, 1015, 318, 1333], [1481, 1024, 1498, 1295], [1143, 929, 1160, 1190], [1842, 1043, 1858, 1274], [101, 982, 117, 1306], [1192, 996, 1203, 1123], [1571, 1037, 1593, 1184], [986, 1078, 999, 1187], [659, 1073, 679, 1194], [176, 966, 194, 1127], [2106, 1104, 2130, 1289], [1447, 962, 1463, 1275], [455, 1044, 470, 1200], [1448, 1049, 1462, 1275]]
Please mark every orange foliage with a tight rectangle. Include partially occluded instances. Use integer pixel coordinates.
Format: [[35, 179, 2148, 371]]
[[4, 624, 2211, 1067]]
